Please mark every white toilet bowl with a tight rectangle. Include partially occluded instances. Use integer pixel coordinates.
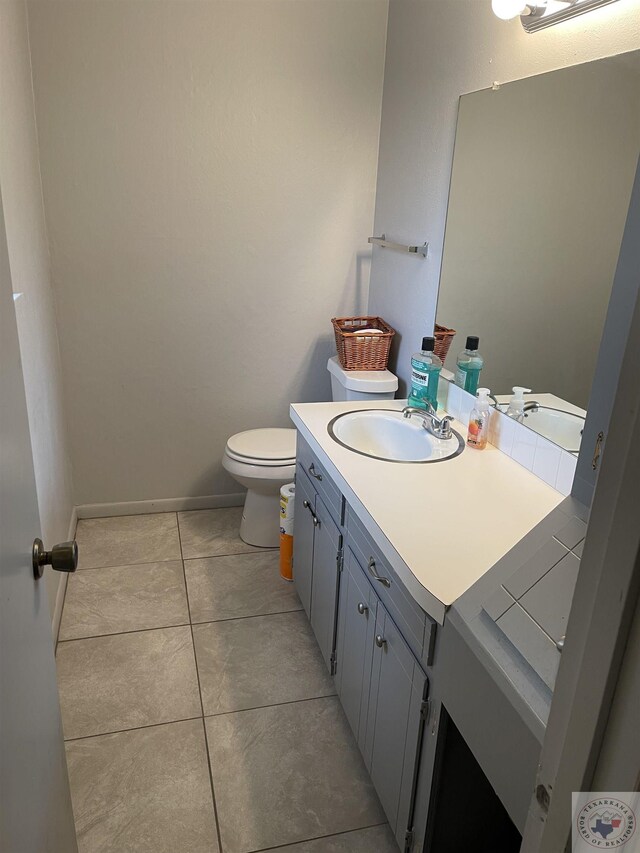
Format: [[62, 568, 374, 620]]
[[223, 358, 398, 549], [222, 428, 296, 548]]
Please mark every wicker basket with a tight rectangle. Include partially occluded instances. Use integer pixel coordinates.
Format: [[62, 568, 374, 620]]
[[332, 316, 395, 371], [434, 324, 456, 364]]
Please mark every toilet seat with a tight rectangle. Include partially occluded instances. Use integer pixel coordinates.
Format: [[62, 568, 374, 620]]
[[222, 454, 296, 481], [225, 428, 296, 467]]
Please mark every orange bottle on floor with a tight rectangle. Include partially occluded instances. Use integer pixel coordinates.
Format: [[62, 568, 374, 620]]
[[279, 483, 295, 581]]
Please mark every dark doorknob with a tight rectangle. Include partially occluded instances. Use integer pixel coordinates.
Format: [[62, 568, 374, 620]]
[[32, 538, 78, 579]]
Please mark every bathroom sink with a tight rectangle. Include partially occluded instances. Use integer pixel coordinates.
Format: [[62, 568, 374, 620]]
[[327, 409, 464, 463], [521, 406, 585, 452]]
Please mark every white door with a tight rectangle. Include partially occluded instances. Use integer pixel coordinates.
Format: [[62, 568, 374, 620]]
[[0, 195, 77, 851]]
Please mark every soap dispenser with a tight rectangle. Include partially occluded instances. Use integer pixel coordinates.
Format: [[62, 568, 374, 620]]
[[408, 336, 442, 411], [467, 388, 492, 450], [506, 386, 532, 420]]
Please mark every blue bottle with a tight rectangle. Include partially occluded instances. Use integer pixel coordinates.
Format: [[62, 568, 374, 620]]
[[408, 336, 442, 411], [454, 335, 484, 395]]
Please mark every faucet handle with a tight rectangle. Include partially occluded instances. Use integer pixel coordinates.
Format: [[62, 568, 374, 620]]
[[437, 415, 454, 439]]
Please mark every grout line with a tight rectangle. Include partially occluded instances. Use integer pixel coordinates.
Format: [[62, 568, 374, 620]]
[[63, 714, 204, 744], [182, 547, 278, 562], [76, 556, 184, 572], [57, 622, 192, 645], [77, 510, 179, 522], [177, 514, 225, 853], [191, 607, 303, 627], [204, 694, 339, 720], [201, 718, 225, 853], [248, 822, 391, 852]]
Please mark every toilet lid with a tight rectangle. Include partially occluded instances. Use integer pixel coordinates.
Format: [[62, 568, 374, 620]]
[[226, 428, 297, 463]]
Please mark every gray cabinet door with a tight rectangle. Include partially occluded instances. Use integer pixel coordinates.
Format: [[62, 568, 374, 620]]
[[366, 603, 428, 842], [335, 547, 377, 750], [292, 466, 316, 618], [310, 494, 342, 672]]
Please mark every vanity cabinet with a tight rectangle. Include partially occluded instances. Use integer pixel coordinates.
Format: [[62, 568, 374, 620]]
[[292, 467, 315, 619], [292, 463, 343, 673], [292, 434, 434, 851], [336, 545, 429, 849], [335, 547, 377, 750], [309, 491, 342, 673]]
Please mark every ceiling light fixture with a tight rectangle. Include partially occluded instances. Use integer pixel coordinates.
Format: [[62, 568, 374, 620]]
[[491, 0, 620, 32]]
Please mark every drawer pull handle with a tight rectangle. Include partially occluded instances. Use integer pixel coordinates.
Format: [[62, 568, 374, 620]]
[[375, 634, 387, 649], [308, 463, 323, 481], [357, 602, 369, 616], [368, 557, 391, 588], [302, 499, 320, 528]]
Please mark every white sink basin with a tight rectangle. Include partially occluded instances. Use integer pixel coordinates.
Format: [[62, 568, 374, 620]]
[[521, 406, 585, 452], [328, 409, 464, 463]]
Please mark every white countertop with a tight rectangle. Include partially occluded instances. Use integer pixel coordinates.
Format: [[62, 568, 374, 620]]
[[290, 400, 563, 624]]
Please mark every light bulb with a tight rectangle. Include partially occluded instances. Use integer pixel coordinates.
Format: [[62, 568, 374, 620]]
[[491, 0, 531, 19]]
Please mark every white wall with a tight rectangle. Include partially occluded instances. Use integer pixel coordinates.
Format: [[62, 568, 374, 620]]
[[369, 0, 640, 396], [0, 1, 74, 619], [27, 0, 388, 507]]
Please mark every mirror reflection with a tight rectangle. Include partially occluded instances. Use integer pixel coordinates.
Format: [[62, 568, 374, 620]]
[[436, 51, 640, 451]]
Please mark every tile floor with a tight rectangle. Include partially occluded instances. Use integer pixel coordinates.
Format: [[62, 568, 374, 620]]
[[58, 508, 398, 853]]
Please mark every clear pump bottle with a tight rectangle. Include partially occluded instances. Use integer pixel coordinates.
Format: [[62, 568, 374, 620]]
[[467, 388, 492, 450], [506, 386, 532, 420]]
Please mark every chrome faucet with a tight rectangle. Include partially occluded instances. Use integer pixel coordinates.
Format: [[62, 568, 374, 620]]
[[402, 405, 454, 440], [523, 401, 540, 413]]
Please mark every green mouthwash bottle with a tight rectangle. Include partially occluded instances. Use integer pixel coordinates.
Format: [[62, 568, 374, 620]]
[[455, 335, 484, 395], [408, 336, 442, 411]]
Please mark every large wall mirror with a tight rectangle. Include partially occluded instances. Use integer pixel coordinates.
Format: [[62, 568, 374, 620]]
[[437, 51, 640, 452]]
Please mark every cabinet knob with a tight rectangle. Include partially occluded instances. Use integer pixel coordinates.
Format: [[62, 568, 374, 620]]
[[556, 635, 566, 652], [357, 602, 368, 616], [308, 463, 323, 481], [375, 634, 387, 649]]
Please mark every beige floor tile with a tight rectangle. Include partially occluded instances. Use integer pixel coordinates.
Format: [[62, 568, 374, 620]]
[[178, 507, 267, 559], [66, 719, 219, 853], [259, 825, 398, 852], [76, 513, 181, 569], [194, 611, 334, 715], [60, 561, 189, 640], [185, 550, 301, 623], [57, 626, 201, 739], [205, 696, 385, 853]]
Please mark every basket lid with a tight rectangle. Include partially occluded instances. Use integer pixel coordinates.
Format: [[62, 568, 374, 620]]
[[226, 428, 296, 462], [327, 356, 398, 392]]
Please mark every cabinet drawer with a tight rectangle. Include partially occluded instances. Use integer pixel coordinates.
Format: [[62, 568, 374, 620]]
[[296, 434, 343, 526], [346, 504, 436, 668]]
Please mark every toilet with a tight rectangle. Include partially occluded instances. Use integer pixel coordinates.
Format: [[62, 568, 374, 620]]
[[222, 356, 398, 547]]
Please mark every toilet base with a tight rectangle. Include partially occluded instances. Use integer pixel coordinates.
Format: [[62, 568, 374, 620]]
[[240, 489, 281, 548]]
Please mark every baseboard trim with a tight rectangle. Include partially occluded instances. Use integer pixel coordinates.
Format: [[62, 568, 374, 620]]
[[75, 492, 246, 519], [52, 505, 78, 643]]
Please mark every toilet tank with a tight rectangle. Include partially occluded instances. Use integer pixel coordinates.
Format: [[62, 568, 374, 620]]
[[327, 356, 398, 402]]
